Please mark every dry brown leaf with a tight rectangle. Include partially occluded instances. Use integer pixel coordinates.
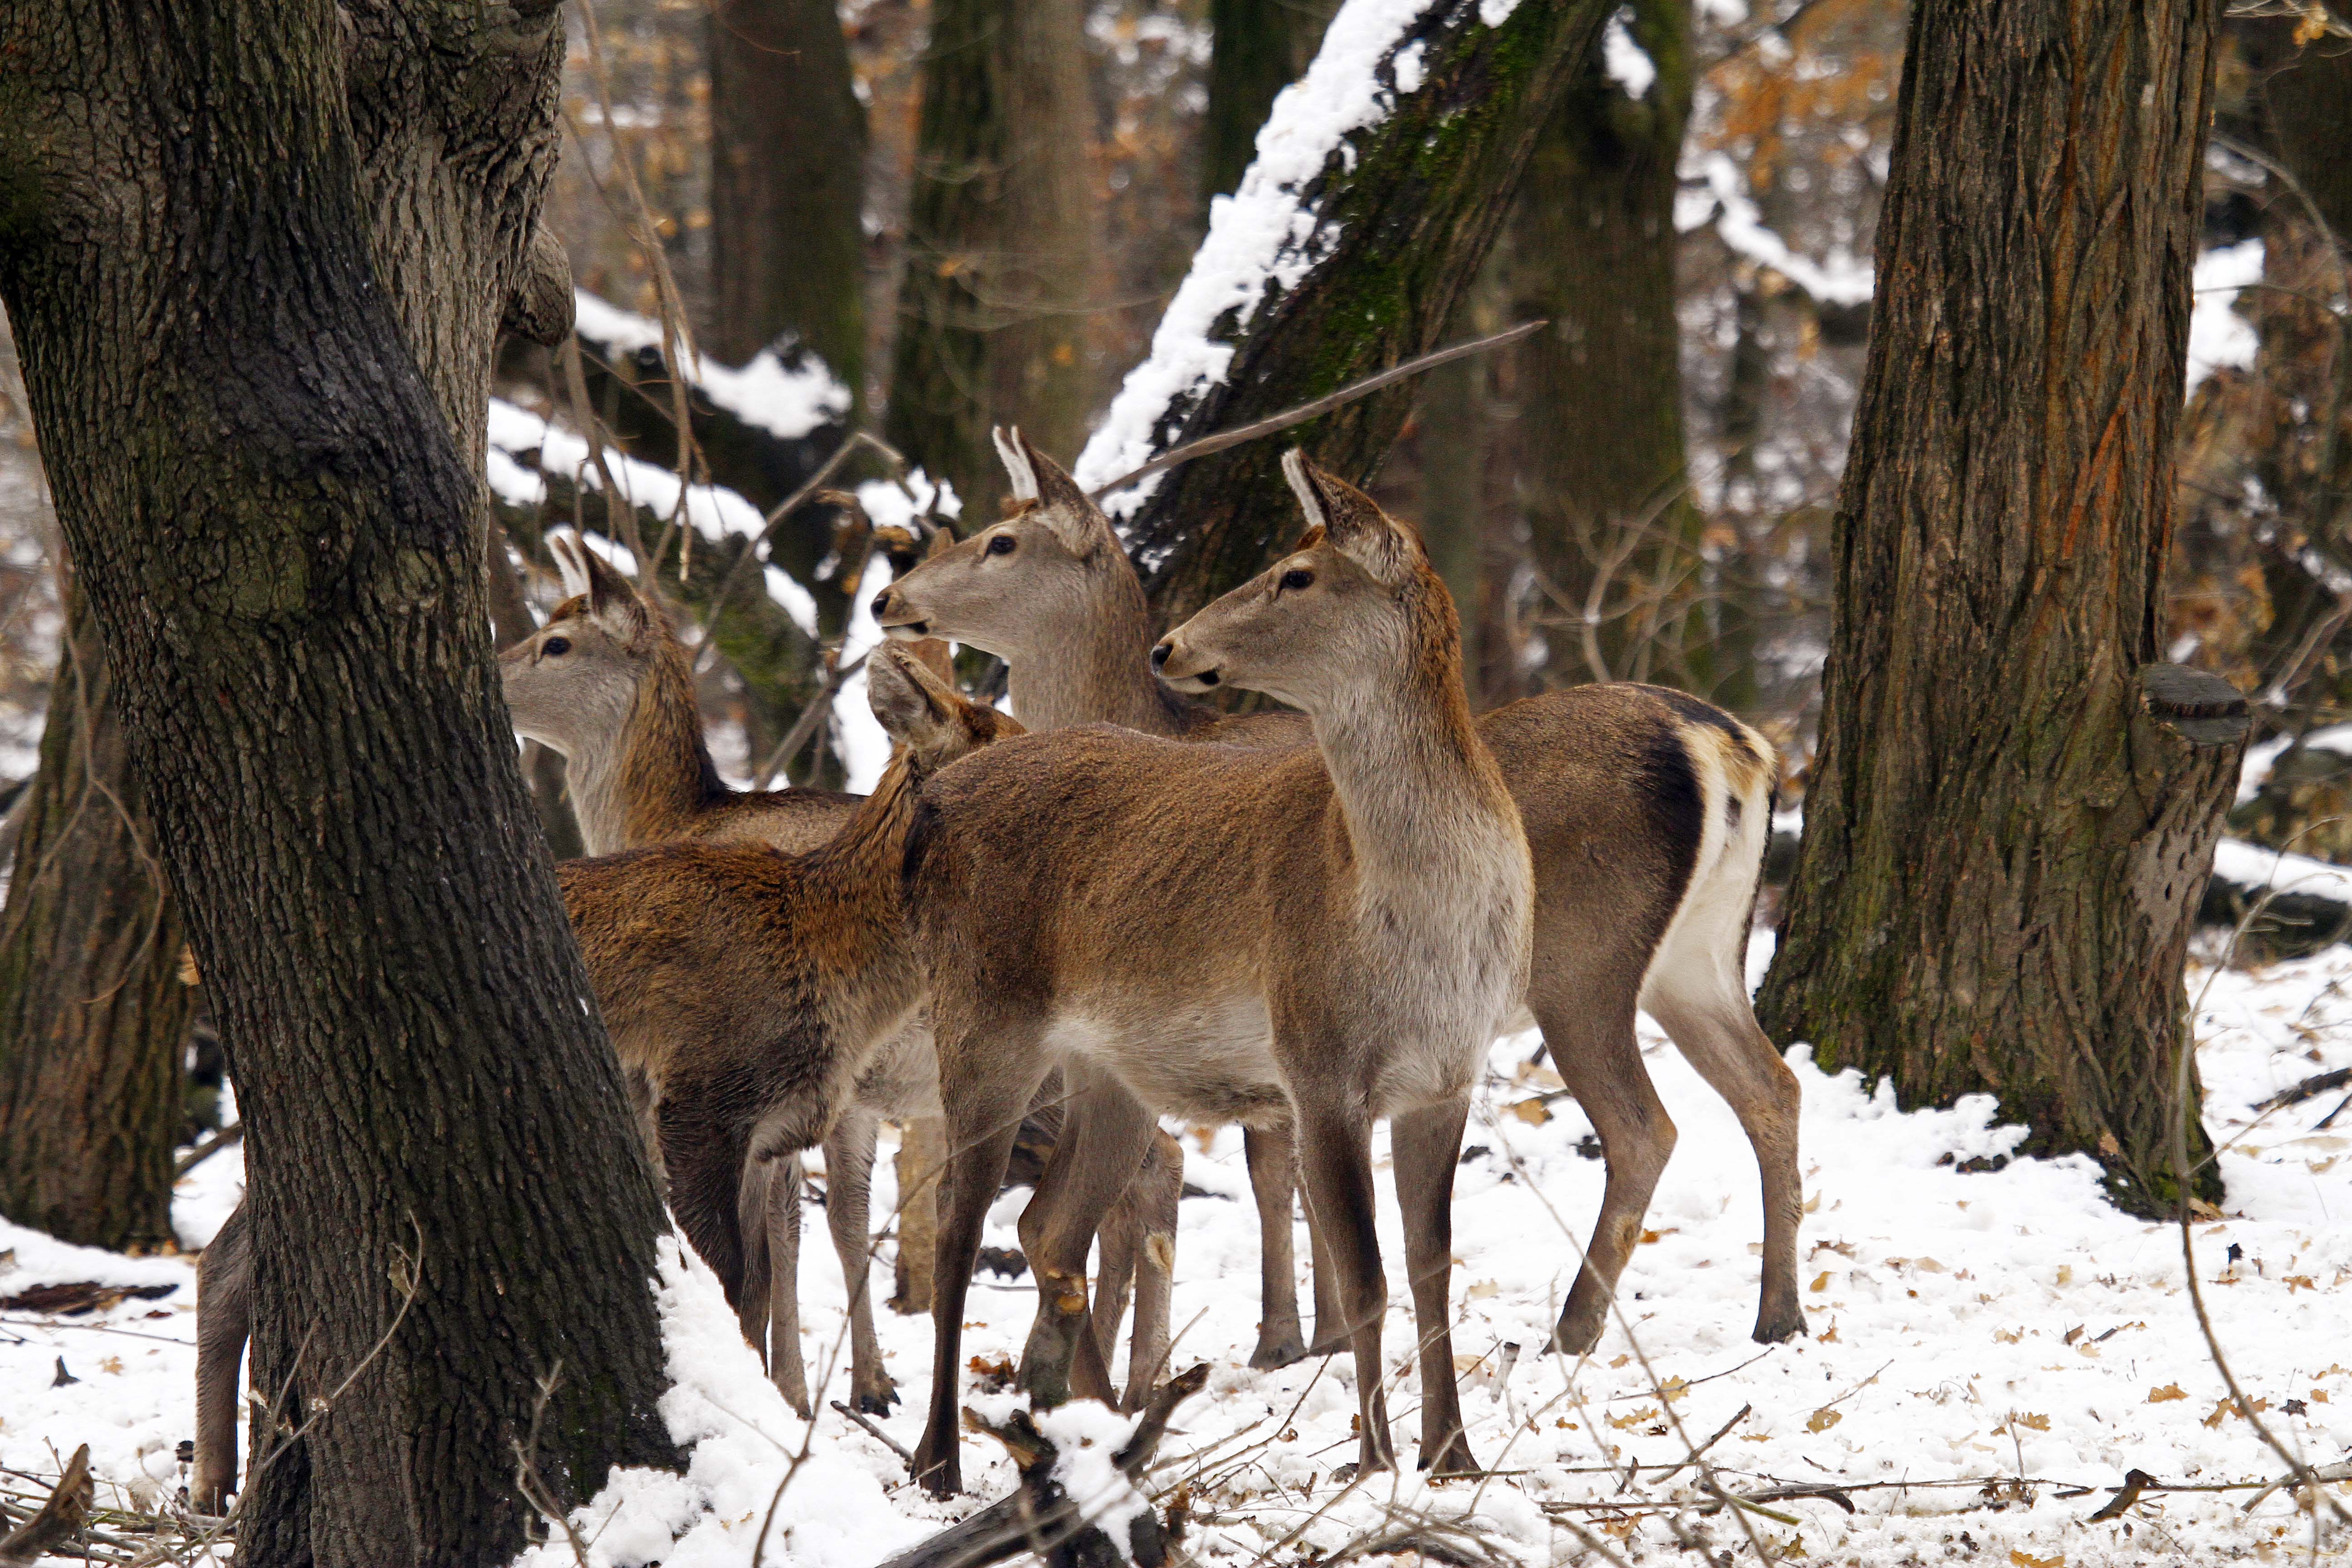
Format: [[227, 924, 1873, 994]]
[[1509, 1098, 1552, 1126], [1464, 1279, 1499, 1300], [1607, 1406, 1659, 1429], [1809, 1271, 1832, 1293], [2147, 1384, 2187, 1403], [1805, 1406, 1843, 1433], [1640, 1228, 1678, 1244], [2009, 1551, 2063, 1568], [2015, 1412, 2050, 1431]]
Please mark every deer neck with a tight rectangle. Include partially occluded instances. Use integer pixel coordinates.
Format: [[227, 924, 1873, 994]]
[[1005, 562, 1191, 736], [568, 651, 725, 855], [805, 753, 920, 910], [1310, 641, 1519, 896]]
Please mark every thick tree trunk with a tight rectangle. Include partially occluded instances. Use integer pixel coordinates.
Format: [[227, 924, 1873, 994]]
[[1755, 0, 2234, 1215], [883, 0, 1102, 518], [1203, 0, 1341, 206], [1122, 0, 1616, 622], [708, 0, 869, 395], [0, 571, 194, 1253], [1503, 0, 1702, 692], [0, 5, 679, 1565]]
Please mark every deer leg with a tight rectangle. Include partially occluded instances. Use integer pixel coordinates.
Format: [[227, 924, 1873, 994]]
[[1294, 1103, 1392, 1478], [1243, 1122, 1309, 1367], [914, 1053, 1039, 1496], [1093, 1179, 1139, 1376], [1304, 1157, 1348, 1357], [1645, 986, 1805, 1344], [1391, 1097, 1479, 1475], [192, 1200, 251, 1514], [759, 1153, 812, 1418], [1541, 996, 1675, 1357], [1014, 1064, 1158, 1411], [823, 1107, 898, 1413], [1117, 1127, 1181, 1410]]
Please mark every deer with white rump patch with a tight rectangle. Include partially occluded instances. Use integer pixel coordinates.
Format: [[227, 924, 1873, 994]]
[[903, 452, 1534, 1491], [874, 430, 1802, 1373]]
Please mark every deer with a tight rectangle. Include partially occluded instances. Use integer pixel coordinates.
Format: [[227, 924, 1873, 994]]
[[190, 541, 1176, 1514], [554, 643, 1049, 1411], [873, 429, 1802, 1374], [902, 451, 1535, 1493]]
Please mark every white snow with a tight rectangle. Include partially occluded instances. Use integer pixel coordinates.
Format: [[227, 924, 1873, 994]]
[[1076, 0, 1499, 515], [1602, 10, 1656, 99], [1682, 152, 1876, 307], [482, 398, 820, 639], [2188, 238, 2266, 394], [2212, 836, 2352, 906], [569, 292, 850, 442], [824, 474, 962, 794], [2239, 721, 2352, 804], [8, 933, 2352, 1564]]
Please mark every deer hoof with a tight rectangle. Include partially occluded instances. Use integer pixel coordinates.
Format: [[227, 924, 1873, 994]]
[[912, 1435, 961, 1497], [1419, 1435, 1481, 1478], [1248, 1330, 1307, 1370], [852, 1377, 901, 1416], [1752, 1300, 1806, 1344]]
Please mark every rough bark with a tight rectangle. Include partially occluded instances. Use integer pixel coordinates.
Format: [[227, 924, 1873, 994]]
[[1129, 0, 1617, 622], [708, 0, 869, 393], [1503, 0, 1702, 691], [1755, 0, 2234, 1215], [0, 4, 679, 1565], [883, 0, 1102, 518], [1203, 0, 1342, 206], [0, 570, 194, 1253]]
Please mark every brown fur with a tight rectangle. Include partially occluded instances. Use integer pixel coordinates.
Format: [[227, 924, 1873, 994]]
[[875, 431, 1803, 1372], [902, 453, 1534, 1493]]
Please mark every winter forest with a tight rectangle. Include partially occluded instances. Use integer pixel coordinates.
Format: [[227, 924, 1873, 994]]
[[1, 0, 2350, 1564]]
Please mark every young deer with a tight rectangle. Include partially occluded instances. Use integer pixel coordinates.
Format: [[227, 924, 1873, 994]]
[[557, 644, 1023, 1404], [874, 431, 1802, 1368], [904, 453, 1534, 1493]]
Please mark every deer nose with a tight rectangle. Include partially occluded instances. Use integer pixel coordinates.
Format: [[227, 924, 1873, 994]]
[[871, 587, 894, 618], [1150, 641, 1171, 671]]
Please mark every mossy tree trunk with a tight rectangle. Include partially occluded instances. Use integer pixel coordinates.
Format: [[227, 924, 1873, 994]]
[[1756, 0, 2236, 1215], [708, 0, 868, 398], [1502, 0, 1706, 694], [1203, 0, 1341, 207], [883, 0, 1102, 518], [0, 4, 679, 1563], [0, 570, 194, 1253], [1128, 0, 1618, 623]]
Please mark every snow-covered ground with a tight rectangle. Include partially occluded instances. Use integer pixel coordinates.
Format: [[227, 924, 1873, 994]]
[[5, 939, 2348, 1565]]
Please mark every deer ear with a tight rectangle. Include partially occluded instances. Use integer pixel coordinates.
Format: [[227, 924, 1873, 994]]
[[1281, 449, 1415, 586], [550, 533, 593, 601], [1008, 429, 1114, 555], [993, 426, 1040, 505], [574, 538, 651, 639]]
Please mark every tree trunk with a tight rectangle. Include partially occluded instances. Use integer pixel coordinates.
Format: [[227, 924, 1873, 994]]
[[1118, 0, 1617, 623], [1503, 0, 1702, 692], [1755, 0, 2235, 1215], [1203, 0, 1341, 206], [708, 0, 869, 399], [883, 0, 1102, 518], [0, 570, 194, 1253], [0, 5, 679, 1564]]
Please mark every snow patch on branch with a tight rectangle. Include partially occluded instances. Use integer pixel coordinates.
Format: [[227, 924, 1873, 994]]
[[1602, 10, 1655, 98], [571, 291, 851, 442], [1076, 0, 1471, 514], [1681, 152, 1873, 307], [2186, 238, 2264, 394]]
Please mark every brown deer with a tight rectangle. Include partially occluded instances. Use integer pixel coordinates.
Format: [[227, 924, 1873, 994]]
[[556, 644, 1022, 1406], [903, 452, 1535, 1493], [874, 430, 1802, 1370]]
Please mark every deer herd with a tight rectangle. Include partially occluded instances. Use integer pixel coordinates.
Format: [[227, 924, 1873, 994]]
[[191, 434, 1803, 1510]]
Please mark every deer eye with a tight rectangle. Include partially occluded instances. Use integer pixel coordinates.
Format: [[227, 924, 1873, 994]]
[[543, 636, 571, 657], [1280, 568, 1314, 592], [987, 534, 1016, 556]]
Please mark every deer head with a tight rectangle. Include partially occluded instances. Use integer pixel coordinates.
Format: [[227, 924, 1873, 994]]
[[499, 534, 671, 760], [865, 642, 1024, 778], [1152, 450, 1456, 713], [869, 427, 1128, 661]]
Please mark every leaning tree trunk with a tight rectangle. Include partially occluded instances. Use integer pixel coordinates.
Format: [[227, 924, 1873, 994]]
[[708, 0, 869, 395], [1202, 0, 1340, 206], [0, 4, 678, 1565], [1503, 0, 1705, 693], [1102, 0, 1618, 623], [883, 0, 1102, 518], [0, 570, 194, 1253], [1756, 0, 2236, 1214]]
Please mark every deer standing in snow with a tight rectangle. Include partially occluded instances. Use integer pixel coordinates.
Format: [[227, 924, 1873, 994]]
[[903, 453, 1534, 1492], [873, 431, 1802, 1372]]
